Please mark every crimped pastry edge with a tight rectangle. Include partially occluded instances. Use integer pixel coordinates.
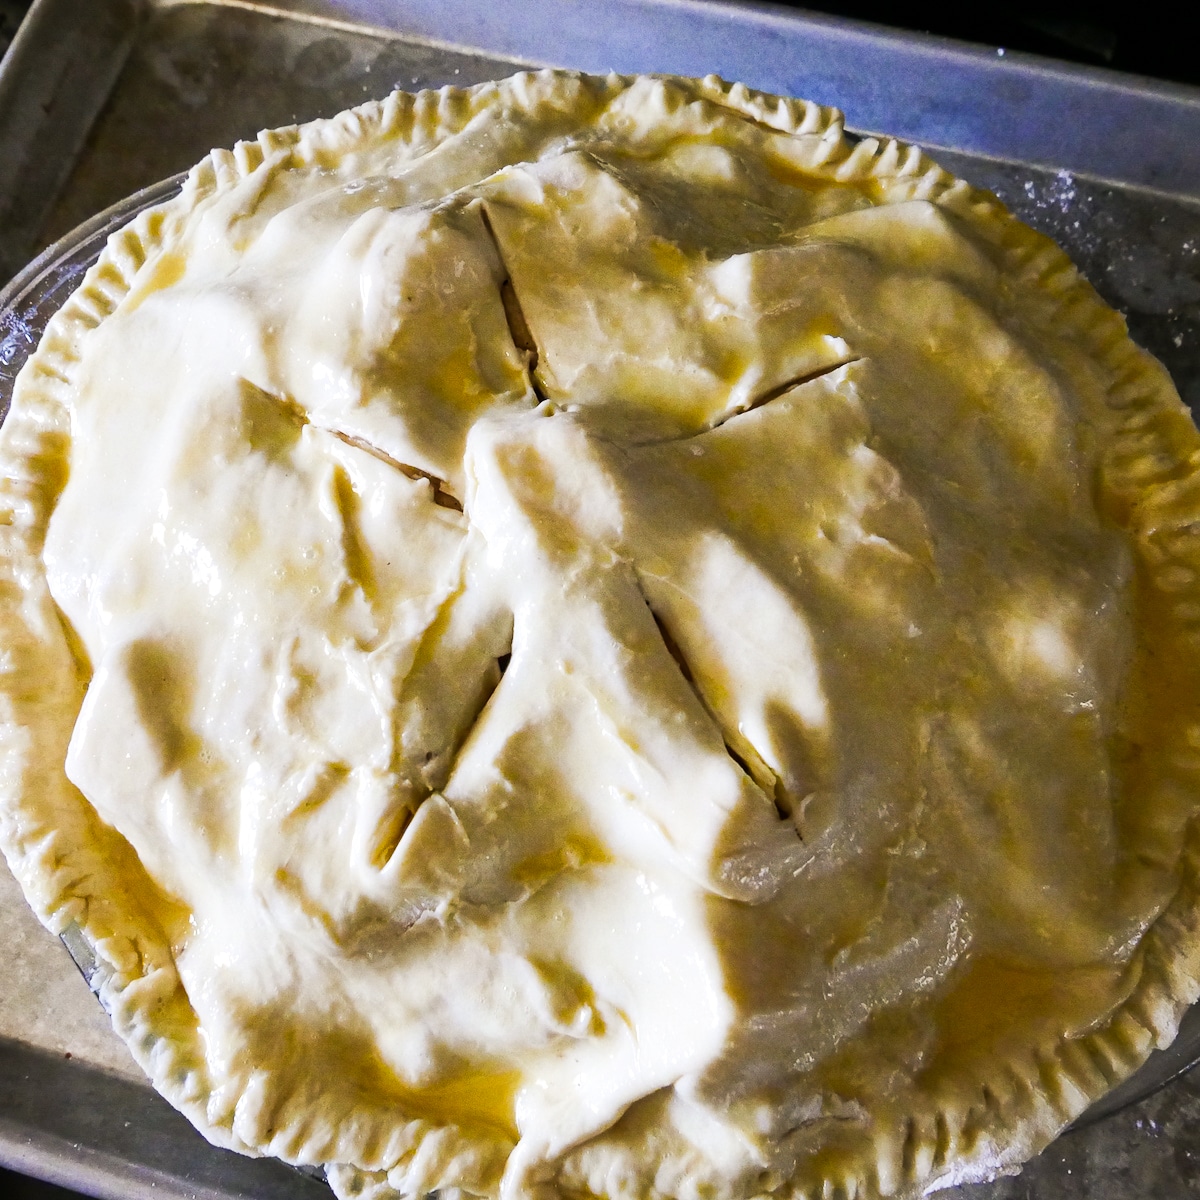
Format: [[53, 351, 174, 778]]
[[0, 67, 1199, 1200]]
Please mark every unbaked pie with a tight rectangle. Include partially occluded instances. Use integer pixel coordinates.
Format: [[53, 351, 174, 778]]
[[2, 70, 1200, 1200]]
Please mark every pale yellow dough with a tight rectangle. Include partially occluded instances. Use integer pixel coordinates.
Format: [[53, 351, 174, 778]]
[[4, 70, 1200, 1200]]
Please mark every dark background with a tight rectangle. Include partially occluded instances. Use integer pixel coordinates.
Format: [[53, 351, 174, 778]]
[[0, 0, 30, 53], [0, 1172, 78, 1200], [1, 1, 1199, 1198], [5, 1, 1200, 85], [778, 1, 1200, 86]]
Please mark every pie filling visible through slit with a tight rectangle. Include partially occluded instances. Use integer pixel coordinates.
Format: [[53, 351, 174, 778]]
[[2, 70, 1200, 1200]]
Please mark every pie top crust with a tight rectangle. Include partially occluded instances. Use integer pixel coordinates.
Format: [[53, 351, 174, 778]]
[[3, 70, 1200, 1200]]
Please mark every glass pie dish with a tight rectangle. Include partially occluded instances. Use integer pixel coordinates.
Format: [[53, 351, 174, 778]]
[[2, 167, 1199, 1173]]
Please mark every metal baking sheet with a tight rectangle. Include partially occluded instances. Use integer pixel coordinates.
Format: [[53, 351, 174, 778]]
[[4, 0, 1200, 282], [2, 2, 1200, 1198]]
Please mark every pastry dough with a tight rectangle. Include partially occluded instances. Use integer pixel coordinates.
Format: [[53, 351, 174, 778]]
[[3, 70, 1200, 1200]]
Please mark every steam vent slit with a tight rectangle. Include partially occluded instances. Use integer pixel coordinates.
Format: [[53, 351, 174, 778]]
[[649, 604, 696, 686], [479, 205, 547, 402], [443, 642, 514, 788], [374, 639, 512, 871], [641, 588, 790, 821], [706, 356, 862, 433], [451, 657, 506, 787], [372, 802, 416, 871], [321, 427, 463, 511]]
